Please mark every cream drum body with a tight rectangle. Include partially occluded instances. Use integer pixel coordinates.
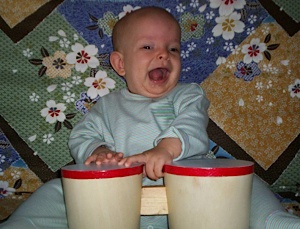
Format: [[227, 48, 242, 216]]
[[61, 163, 144, 229], [164, 159, 254, 229]]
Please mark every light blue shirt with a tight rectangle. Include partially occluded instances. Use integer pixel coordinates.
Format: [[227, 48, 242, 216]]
[[68, 83, 210, 186]]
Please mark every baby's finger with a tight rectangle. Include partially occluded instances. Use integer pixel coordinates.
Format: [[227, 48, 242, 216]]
[[84, 154, 98, 165], [118, 157, 127, 165], [114, 152, 124, 161], [153, 162, 164, 179], [145, 161, 158, 181], [106, 152, 114, 159], [95, 154, 107, 165], [126, 155, 146, 167]]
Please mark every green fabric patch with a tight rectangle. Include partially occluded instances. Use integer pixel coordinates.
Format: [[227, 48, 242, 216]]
[[0, 11, 125, 171], [271, 151, 300, 193], [272, 0, 300, 23]]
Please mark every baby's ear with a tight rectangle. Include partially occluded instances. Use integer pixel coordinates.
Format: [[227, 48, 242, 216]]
[[110, 51, 125, 77]]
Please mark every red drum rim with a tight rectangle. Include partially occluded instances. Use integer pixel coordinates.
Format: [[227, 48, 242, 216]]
[[61, 163, 144, 179], [163, 159, 254, 177]]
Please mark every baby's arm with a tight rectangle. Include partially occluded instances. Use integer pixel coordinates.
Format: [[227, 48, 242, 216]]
[[119, 138, 181, 180], [155, 84, 210, 160], [68, 103, 116, 164], [85, 146, 124, 165]]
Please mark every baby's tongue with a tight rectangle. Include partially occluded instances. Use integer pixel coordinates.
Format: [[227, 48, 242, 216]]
[[149, 68, 166, 81]]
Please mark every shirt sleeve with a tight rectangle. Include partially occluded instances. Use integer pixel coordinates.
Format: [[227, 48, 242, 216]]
[[68, 103, 115, 164], [154, 83, 210, 161]]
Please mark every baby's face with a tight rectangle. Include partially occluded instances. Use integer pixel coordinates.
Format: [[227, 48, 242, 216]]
[[120, 13, 181, 98]]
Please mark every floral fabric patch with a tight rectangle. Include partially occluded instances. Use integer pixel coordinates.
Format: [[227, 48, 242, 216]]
[[201, 21, 300, 169]]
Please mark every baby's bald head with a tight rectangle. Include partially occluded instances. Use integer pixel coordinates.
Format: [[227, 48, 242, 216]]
[[112, 7, 181, 51]]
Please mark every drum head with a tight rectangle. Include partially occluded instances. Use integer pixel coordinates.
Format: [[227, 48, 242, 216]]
[[163, 159, 253, 177], [61, 163, 144, 179]]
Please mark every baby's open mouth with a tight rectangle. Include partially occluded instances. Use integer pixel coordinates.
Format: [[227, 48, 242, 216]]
[[148, 68, 169, 82]]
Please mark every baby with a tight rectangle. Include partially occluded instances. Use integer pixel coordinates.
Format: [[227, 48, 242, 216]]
[[79, 6, 209, 182]]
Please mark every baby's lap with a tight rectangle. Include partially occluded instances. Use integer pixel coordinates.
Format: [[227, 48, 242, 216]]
[[20, 178, 64, 204], [38, 178, 63, 192]]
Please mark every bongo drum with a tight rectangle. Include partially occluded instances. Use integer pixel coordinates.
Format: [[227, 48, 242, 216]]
[[61, 163, 144, 229], [164, 159, 254, 229]]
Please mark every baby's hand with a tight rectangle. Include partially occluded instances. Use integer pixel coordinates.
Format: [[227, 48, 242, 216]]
[[85, 146, 124, 165], [119, 138, 181, 180]]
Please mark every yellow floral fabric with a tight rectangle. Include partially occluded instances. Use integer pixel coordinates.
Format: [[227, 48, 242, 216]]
[[0, 167, 43, 220], [0, 0, 49, 28], [201, 22, 300, 170]]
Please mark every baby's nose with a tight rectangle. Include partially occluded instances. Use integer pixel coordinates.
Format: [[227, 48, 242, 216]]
[[158, 49, 169, 60]]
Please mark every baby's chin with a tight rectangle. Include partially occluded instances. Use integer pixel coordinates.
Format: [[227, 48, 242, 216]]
[[142, 83, 177, 99]]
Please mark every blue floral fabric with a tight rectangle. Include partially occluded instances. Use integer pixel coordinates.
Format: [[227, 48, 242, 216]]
[[57, 0, 269, 83]]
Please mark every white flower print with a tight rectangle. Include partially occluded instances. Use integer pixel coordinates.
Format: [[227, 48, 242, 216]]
[[71, 76, 83, 85], [255, 82, 263, 90], [223, 42, 233, 51], [263, 63, 272, 72], [248, 15, 257, 24], [61, 82, 73, 91], [190, 0, 199, 8], [43, 134, 54, 145], [256, 95, 263, 102], [11, 170, 21, 179], [209, 0, 246, 16], [241, 38, 266, 64], [84, 70, 116, 99], [23, 48, 33, 58], [206, 11, 215, 20], [59, 38, 71, 48], [181, 50, 190, 59], [187, 42, 196, 51], [231, 45, 241, 54], [73, 34, 79, 41], [206, 37, 214, 44], [176, 3, 186, 13], [262, 26, 270, 35], [226, 60, 235, 69], [0, 181, 15, 197], [29, 93, 40, 102], [266, 80, 272, 89], [66, 43, 99, 73], [0, 155, 5, 163], [49, 30, 69, 47], [246, 27, 255, 35], [63, 92, 75, 103], [118, 5, 141, 19], [212, 12, 245, 40], [271, 67, 278, 75], [182, 66, 191, 72], [40, 100, 66, 124]]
